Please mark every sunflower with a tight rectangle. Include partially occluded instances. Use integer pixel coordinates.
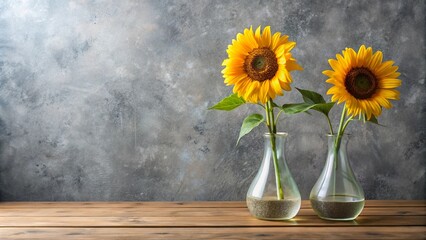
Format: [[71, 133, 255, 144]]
[[324, 45, 401, 120], [222, 26, 303, 104]]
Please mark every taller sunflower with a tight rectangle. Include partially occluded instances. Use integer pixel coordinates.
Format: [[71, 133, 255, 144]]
[[222, 26, 303, 104], [210, 26, 303, 201]]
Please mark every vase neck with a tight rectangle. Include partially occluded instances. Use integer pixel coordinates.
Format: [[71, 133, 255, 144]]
[[261, 132, 288, 167], [263, 132, 288, 138], [263, 132, 287, 151], [327, 134, 348, 154], [325, 134, 352, 171]]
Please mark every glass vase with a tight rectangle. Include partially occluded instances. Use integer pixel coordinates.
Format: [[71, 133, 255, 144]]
[[246, 132, 301, 220], [310, 134, 365, 221]]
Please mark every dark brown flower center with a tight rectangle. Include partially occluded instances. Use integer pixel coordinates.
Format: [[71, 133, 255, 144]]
[[345, 67, 378, 99], [244, 48, 278, 82]]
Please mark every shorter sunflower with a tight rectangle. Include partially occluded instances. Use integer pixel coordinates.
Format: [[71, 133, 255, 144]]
[[324, 45, 401, 119], [222, 26, 303, 104]]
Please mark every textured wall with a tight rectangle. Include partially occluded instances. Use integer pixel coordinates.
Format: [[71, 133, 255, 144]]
[[0, 0, 424, 201]]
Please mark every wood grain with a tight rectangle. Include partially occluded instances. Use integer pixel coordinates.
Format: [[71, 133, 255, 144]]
[[0, 200, 424, 208], [0, 207, 424, 217], [0, 200, 424, 239], [1, 227, 425, 240]]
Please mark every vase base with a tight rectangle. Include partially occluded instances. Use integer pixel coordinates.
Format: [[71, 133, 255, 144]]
[[310, 197, 364, 221], [317, 216, 357, 221], [246, 196, 301, 220]]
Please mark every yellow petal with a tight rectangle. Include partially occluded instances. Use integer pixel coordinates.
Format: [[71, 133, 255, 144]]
[[248, 88, 259, 103], [243, 28, 258, 49], [233, 77, 251, 93], [279, 81, 291, 91], [286, 60, 303, 71], [356, 45, 367, 67], [259, 81, 269, 104], [227, 47, 247, 60], [387, 71, 401, 78], [271, 76, 282, 94], [368, 100, 381, 117], [268, 85, 276, 100], [330, 94, 339, 102], [277, 66, 286, 81], [235, 33, 252, 53], [342, 48, 355, 67], [378, 79, 402, 88], [323, 70, 335, 77], [377, 63, 398, 79], [328, 59, 345, 75], [254, 26, 262, 43], [271, 32, 281, 51], [242, 34, 257, 52], [222, 58, 244, 68], [342, 49, 352, 66], [243, 81, 259, 100], [347, 48, 357, 67], [373, 95, 392, 109], [327, 86, 342, 95], [336, 53, 349, 72], [225, 73, 247, 85], [368, 51, 383, 70], [275, 45, 285, 58], [277, 35, 289, 46], [346, 99, 356, 114], [261, 26, 271, 47], [337, 94, 348, 104], [326, 78, 344, 87], [363, 46, 373, 67], [376, 59, 394, 72], [359, 100, 371, 119], [283, 69, 293, 83], [376, 89, 400, 100], [283, 41, 296, 52], [221, 66, 244, 75], [278, 56, 287, 65]]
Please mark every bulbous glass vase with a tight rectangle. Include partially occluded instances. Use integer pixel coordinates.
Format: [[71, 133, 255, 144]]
[[310, 134, 365, 221], [246, 132, 301, 220]]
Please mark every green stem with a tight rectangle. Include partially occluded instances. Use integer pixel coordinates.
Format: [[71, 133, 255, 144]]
[[334, 106, 354, 154], [331, 105, 347, 175], [274, 109, 284, 126], [327, 105, 356, 198], [265, 100, 284, 200], [267, 101, 277, 133], [257, 103, 266, 109], [326, 115, 334, 135], [341, 116, 354, 134], [334, 105, 347, 152]]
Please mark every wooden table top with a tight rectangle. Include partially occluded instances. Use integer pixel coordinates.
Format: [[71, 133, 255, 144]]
[[0, 200, 425, 239]]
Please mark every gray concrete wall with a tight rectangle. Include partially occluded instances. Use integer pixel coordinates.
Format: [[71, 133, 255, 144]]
[[0, 0, 424, 201]]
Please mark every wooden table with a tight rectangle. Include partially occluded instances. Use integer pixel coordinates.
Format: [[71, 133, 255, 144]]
[[0, 200, 425, 239]]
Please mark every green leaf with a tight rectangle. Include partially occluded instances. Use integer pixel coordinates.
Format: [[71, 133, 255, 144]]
[[281, 102, 335, 116], [358, 114, 385, 126], [281, 103, 313, 114], [367, 115, 385, 126], [237, 114, 264, 145], [271, 101, 280, 108], [296, 88, 326, 104], [368, 115, 379, 124], [310, 102, 335, 116], [208, 93, 245, 111]]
